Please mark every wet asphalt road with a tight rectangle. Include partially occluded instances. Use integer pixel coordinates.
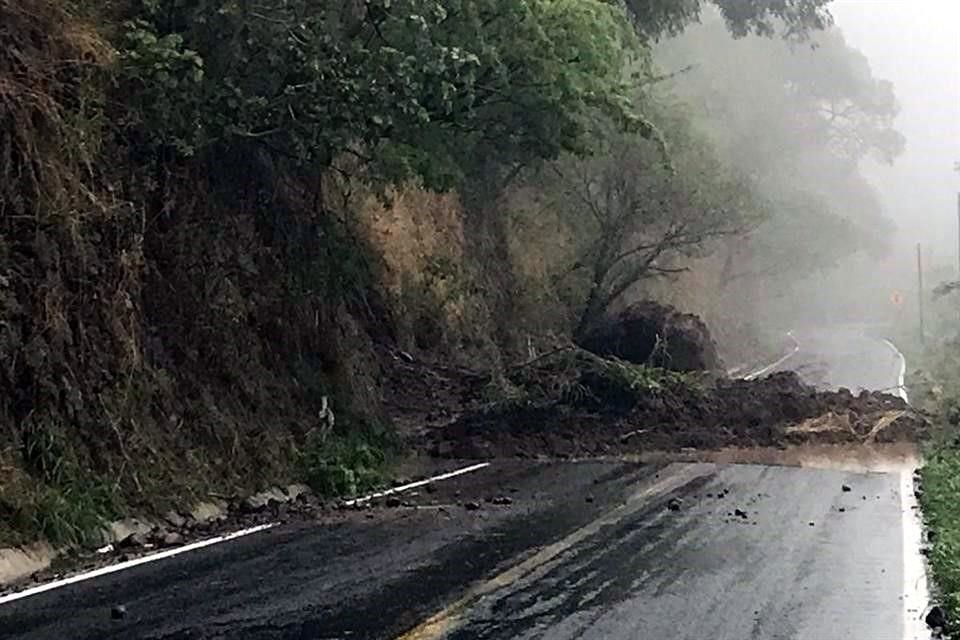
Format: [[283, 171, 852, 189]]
[[414, 465, 908, 640], [0, 327, 924, 640], [778, 326, 905, 396]]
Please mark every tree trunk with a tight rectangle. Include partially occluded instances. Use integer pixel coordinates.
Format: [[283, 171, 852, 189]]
[[575, 281, 606, 341], [574, 253, 614, 340]]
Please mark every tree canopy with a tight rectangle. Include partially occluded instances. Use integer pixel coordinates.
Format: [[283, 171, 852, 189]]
[[117, 0, 839, 192], [620, 0, 833, 42], [538, 102, 765, 335], [655, 15, 903, 299], [119, 0, 645, 189]]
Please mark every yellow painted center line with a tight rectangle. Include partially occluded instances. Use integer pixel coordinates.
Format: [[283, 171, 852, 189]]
[[395, 463, 716, 640]]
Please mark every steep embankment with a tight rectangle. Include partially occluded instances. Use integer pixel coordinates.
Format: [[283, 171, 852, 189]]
[[0, 1, 391, 546]]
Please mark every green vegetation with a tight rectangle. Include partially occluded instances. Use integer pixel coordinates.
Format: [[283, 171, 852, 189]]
[[299, 430, 392, 498], [921, 450, 960, 623], [898, 265, 960, 625], [482, 348, 695, 414], [655, 18, 903, 331], [18, 481, 119, 548], [117, 0, 647, 187]]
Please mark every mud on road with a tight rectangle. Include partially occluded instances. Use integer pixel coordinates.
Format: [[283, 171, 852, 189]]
[[415, 353, 927, 460]]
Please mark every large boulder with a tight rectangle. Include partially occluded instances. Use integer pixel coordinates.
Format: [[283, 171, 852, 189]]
[[577, 301, 724, 372]]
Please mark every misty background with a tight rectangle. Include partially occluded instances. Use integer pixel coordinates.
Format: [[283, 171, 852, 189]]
[[835, 0, 960, 327], [834, 0, 960, 263], [655, 1, 960, 334]]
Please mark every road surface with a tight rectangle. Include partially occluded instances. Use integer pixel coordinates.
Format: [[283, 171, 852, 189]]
[[773, 326, 906, 398], [0, 327, 928, 640]]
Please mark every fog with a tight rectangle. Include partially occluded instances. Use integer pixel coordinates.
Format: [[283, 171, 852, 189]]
[[832, 0, 960, 272], [646, 1, 960, 336]]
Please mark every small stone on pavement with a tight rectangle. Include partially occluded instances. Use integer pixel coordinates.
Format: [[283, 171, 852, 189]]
[[926, 605, 946, 630], [162, 532, 184, 547]]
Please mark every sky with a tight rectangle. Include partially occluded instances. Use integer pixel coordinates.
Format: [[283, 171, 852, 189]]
[[830, 0, 960, 272]]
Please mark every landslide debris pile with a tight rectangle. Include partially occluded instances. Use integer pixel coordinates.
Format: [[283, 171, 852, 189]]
[[428, 349, 927, 459]]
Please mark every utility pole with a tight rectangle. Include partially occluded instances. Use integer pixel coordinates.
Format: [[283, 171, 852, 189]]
[[918, 242, 926, 347]]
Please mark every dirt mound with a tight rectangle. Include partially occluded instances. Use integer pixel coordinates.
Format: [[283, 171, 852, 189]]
[[577, 301, 723, 372], [425, 353, 927, 459], [379, 344, 485, 436]]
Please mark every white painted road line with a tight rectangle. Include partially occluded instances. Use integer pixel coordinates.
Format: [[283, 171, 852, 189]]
[[0, 462, 493, 607], [900, 469, 930, 640], [744, 331, 799, 381], [0, 523, 276, 606], [396, 463, 716, 640], [342, 462, 492, 507], [882, 339, 909, 403], [884, 340, 924, 639]]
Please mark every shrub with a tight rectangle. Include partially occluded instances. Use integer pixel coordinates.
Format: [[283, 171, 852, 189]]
[[921, 449, 960, 621], [299, 421, 397, 498], [3, 476, 119, 548]]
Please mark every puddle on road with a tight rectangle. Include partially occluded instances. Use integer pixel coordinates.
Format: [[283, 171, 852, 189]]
[[628, 442, 920, 473]]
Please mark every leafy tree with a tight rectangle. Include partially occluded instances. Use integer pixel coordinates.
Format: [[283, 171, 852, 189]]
[[619, 0, 833, 42], [779, 29, 905, 164], [718, 192, 861, 286], [116, 0, 838, 190], [655, 16, 903, 302], [117, 0, 646, 190], [111, 0, 845, 350], [658, 20, 903, 171], [548, 110, 763, 336]]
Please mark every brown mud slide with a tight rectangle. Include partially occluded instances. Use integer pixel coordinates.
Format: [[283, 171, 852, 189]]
[[411, 350, 927, 460]]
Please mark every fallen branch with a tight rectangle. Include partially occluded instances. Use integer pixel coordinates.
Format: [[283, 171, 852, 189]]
[[509, 345, 577, 372]]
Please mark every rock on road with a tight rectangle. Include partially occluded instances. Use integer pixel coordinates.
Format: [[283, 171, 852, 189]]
[[0, 326, 929, 640]]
